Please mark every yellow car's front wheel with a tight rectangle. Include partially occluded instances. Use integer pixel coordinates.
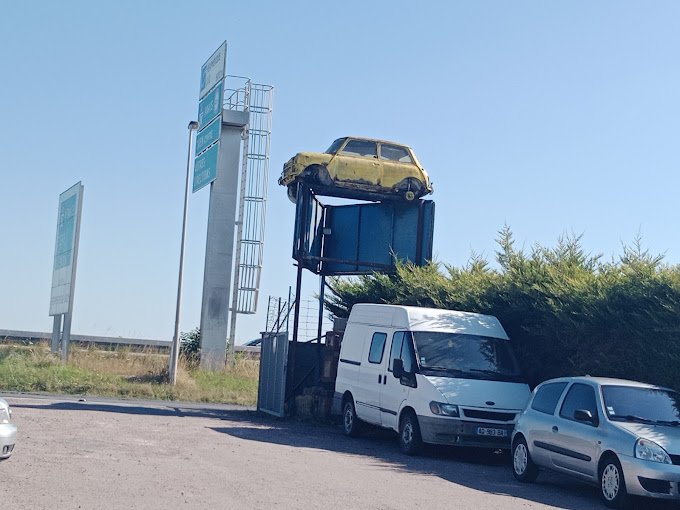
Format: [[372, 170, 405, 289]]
[[287, 184, 298, 204]]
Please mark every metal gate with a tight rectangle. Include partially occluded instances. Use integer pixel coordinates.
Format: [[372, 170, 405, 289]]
[[257, 332, 288, 417]]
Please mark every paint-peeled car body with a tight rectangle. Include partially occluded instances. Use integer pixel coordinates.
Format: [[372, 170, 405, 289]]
[[279, 137, 433, 202]]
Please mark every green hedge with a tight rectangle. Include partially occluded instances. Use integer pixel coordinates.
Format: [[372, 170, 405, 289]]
[[326, 227, 680, 390]]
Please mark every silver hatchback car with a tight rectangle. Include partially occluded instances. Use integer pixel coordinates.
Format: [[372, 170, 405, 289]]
[[512, 376, 680, 508], [0, 397, 17, 461]]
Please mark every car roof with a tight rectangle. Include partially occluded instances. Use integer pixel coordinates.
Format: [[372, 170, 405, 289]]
[[539, 375, 671, 391], [341, 136, 411, 148]]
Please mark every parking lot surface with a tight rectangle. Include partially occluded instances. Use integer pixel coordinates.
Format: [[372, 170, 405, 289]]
[[0, 394, 673, 509]]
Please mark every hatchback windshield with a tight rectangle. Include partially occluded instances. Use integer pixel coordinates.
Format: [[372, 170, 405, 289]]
[[602, 385, 680, 424], [411, 332, 522, 382]]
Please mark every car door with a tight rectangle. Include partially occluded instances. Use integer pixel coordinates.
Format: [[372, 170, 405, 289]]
[[328, 139, 381, 186], [548, 383, 602, 479], [379, 331, 413, 430], [524, 381, 569, 467], [378, 142, 420, 190], [354, 331, 389, 426]]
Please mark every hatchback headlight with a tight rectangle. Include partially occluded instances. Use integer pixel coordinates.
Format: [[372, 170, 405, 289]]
[[0, 407, 10, 424], [429, 402, 460, 417], [635, 438, 671, 464]]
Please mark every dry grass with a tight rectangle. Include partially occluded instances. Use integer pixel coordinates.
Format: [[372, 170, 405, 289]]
[[0, 341, 259, 405]]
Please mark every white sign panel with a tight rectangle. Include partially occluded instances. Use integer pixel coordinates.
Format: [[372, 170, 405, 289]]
[[49, 182, 84, 316], [199, 41, 227, 99]]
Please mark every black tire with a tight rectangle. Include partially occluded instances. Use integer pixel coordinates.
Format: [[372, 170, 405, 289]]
[[313, 165, 332, 186], [287, 184, 298, 203], [399, 410, 423, 455], [342, 398, 361, 437], [512, 436, 539, 482], [397, 178, 423, 202], [599, 455, 630, 509]]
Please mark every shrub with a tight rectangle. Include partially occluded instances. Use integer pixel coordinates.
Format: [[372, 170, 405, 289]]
[[326, 228, 680, 390], [179, 328, 201, 365]]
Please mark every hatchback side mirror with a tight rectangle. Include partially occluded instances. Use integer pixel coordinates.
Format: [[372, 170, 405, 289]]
[[574, 409, 599, 426]]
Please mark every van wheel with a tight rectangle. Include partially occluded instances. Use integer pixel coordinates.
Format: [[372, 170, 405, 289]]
[[512, 436, 538, 482], [342, 398, 361, 437], [399, 410, 423, 455]]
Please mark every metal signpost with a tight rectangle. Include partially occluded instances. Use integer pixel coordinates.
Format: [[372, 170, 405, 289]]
[[189, 42, 272, 371], [49, 182, 84, 360], [193, 42, 252, 370]]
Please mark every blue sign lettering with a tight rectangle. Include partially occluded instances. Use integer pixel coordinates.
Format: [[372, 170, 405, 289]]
[[193, 143, 219, 193]]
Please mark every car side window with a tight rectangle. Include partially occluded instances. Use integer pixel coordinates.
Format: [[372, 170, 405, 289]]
[[340, 139, 377, 158], [559, 383, 598, 424], [368, 332, 387, 364], [531, 382, 568, 415], [401, 332, 417, 373], [380, 143, 412, 163], [389, 331, 405, 371]]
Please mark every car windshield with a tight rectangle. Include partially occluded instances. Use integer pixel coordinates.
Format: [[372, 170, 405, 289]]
[[411, 332, 523, 382], [602, 385, 680, 424], [325, 138, 347, 154]]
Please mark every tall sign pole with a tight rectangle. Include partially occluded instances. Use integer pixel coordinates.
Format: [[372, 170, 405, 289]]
[[168, 121, 199, 385], [49, 182, 84, 360], [193, 42, 250, 369]]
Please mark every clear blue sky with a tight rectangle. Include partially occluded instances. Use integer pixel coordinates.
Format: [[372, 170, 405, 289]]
[[2, 1, 680, 344]]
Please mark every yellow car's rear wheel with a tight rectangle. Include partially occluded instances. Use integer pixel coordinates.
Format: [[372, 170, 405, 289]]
[[397, 178, 423, 202]]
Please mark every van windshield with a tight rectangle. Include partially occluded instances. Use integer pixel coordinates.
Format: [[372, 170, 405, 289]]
[[412, 332, 523, 382]]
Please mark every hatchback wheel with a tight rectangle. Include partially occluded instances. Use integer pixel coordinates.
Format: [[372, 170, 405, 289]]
[[599, 455, 630, 509], [512, 436, 538, 482]]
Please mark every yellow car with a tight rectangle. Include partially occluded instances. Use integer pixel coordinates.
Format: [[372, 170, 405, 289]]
[[279, 137, 433, 202]]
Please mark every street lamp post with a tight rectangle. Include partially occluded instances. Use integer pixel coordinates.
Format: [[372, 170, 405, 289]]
[[169, 120, 199, 385]]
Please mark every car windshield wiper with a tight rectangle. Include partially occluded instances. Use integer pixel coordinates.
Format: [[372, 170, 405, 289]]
[[422, 366, 468, 376], [468, 368, 502, 375], [656, 420, 680, 427], [611, 414, 655, 424], [468, 368, 523, 381]]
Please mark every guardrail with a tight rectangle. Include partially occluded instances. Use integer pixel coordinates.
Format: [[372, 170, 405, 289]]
[[0, 329, 260, 355]]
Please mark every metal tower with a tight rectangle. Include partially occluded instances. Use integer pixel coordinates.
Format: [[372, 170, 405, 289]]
[[226, 76, 274, 363]]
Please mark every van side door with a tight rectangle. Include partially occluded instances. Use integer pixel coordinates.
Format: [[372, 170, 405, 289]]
[[354, 331, 389, 426], [379, 331, 414, 431]]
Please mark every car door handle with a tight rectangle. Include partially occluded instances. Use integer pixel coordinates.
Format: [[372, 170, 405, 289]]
[[552, 426, 559, 433], [378, 375, 382, 384]]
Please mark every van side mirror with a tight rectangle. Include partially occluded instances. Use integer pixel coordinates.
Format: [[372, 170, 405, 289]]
[[393, 359, 404, 379], [392, 359, 417, 388], [574, 409, 598, 426]]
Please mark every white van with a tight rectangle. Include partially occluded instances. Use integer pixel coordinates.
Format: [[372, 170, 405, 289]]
[[334, 304, 531, 454]]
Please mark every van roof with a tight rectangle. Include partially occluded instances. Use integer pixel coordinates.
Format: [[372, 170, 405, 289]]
[[349, 304, 509, 339]]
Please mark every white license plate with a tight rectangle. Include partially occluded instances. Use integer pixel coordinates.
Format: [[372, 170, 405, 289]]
[[475, 427, 507, 437]]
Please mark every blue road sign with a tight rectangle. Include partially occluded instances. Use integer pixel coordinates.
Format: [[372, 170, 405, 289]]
[[196, 117, 221, 156], [199, 42, 226, 100], [193, 143, 219, 193], [198, 82, 223, 130]]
